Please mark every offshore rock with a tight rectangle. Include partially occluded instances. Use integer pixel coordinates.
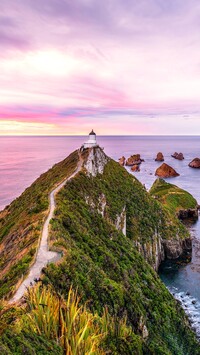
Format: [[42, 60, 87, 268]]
[[131, 164, 140, 172], [155, 152, 164, 161], [189, 158, 200, 168], [155, 163, 179, 178], [118, 156, 126, 166], [171, 152, 184, 160], [126, 154, 144, 166]]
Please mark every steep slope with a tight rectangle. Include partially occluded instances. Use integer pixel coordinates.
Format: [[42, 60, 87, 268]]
[[0, 150, 79, 299], [0, 147, 199, 354]]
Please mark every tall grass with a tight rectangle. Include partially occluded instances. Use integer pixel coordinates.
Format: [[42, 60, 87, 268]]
[[24, 283, 105, 355]]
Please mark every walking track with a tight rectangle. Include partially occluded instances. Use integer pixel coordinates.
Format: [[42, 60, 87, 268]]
[[10, 156, 82, 303]]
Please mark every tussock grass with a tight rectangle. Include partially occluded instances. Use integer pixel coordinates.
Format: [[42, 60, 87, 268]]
[[24, 283, 105, 355]]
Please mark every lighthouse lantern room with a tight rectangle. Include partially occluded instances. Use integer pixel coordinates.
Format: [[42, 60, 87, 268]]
[[83, 129, 97, 149]]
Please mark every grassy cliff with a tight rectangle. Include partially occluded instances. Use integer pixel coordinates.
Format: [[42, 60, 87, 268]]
[[0, 148, 199, 354], [150, 178, 198, 216]]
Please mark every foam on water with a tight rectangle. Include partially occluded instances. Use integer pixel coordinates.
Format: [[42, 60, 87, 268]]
[[168, 286, 200, 338]]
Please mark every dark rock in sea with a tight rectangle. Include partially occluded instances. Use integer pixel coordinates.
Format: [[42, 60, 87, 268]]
[[155, 163, 179, 178], [126, 154, 144, 166], [118, 156, 126, 166], [131, 164, 140, 172], [162, 238, 192, 259], [171, 152, 184, 160], [192, 300, 196, 305], [186, 291, 191, 296], [155, 152, 164, 161], [189, 158, 200, 168], [178, 208, 198, 220]]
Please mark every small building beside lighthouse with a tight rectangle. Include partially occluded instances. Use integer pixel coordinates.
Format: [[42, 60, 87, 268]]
[[83, 129, 98, 149]]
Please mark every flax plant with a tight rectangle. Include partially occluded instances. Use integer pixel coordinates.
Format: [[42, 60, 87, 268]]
[[24, 283, 105, 354]]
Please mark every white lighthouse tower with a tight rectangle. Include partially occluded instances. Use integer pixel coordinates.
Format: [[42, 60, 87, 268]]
[[83, 129, 97, 149]]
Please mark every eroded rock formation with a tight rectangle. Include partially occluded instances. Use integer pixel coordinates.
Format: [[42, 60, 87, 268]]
[[171, 152, 184, 160], [155, 163, 179, 178], [189, 158, 200, 168], [131, 164, 140, 172], [118, 156, 126, 166], [126, 154, 144, 166], [155, 152, 164, 161]]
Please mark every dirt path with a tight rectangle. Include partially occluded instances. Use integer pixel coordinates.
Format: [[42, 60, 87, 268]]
[[10, 155, 82, 303]]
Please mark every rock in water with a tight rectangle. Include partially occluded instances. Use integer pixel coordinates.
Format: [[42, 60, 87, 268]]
[[155, 152, 164, 161], [189, 157, 200, 168], [118, 156, 126, 166], [155, 163, 179, 178], [131, 164, 140, 172], [171, 152, 184, 160], [126, 154, 144, 166]]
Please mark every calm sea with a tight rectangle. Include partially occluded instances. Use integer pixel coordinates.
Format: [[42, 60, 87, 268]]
[[1, 135, 200, 334]]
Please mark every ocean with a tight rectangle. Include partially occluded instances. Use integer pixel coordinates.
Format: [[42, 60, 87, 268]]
[[1, 135, 200, 335]]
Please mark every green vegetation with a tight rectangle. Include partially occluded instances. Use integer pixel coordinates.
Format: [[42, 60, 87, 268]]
[[0, 150, 79, 299], [0, 283, 142, 354], [149, 178, 197, 215], [0, 148, 199, 354]]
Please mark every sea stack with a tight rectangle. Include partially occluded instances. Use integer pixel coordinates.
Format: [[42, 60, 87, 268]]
[[155, 152, 164, 161], [189, 158, 200, 168], [171, 152, 184, 160], [118, 156, 126, 166], [155, 163, 179, 178], [126, 154, 144, 166]]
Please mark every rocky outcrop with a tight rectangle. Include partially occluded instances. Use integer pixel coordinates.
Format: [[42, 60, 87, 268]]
[[115, 206, 126, 236], [84, 147, 109, 176], [135, 233, 165, 271], [171, 152, 184, 160], [118, 156, 126, 166], [126, 154, 144, 166], [162, 238, 192, 259], [155, 163, 179, 178], [155, 152, 164, 161], [131, 164, 140, 172], [189, 158, 200, 168], [178, 208, 198, 219]]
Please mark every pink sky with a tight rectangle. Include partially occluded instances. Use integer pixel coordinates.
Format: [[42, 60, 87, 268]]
[[0, 0, 200, 135]]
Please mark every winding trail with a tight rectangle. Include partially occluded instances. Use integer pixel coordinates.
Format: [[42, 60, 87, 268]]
[[10, 155, 82, 303]]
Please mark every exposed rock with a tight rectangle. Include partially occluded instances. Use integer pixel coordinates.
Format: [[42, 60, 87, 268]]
[[155, 152, 164, 161], [155, 163, 179, 178], [131, 164, 140, 172], [84, 147, 109, 177], [189, 158, 200, 168], [162, 238, 192, 259], [139, 316, 149, 339], [126, 154, 144, 166], [171, 152, 184, 160], [118, 156, 126, 166], [178, 208, 198, 220], [135, 233, 165, 271], [115, 206, 126, 236]]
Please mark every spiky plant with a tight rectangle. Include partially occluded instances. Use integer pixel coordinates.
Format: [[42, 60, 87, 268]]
[[24, 283, 105, 355]]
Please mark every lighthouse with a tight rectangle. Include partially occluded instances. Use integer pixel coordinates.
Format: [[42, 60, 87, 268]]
[[83, 129, 98, 149]]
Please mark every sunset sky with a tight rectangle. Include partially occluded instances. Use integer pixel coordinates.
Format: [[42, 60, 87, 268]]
[[1, 0, 200, 135]]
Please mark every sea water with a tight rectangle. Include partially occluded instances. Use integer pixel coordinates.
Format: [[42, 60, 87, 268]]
[[1, 135, 200, 335]]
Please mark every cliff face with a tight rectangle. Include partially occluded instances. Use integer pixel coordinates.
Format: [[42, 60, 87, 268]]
[[0, 147, 199, 354], [83, 148, 191, 271]]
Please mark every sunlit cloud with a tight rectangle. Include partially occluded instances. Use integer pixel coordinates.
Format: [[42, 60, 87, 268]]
[[0, 0, 200, 134]]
